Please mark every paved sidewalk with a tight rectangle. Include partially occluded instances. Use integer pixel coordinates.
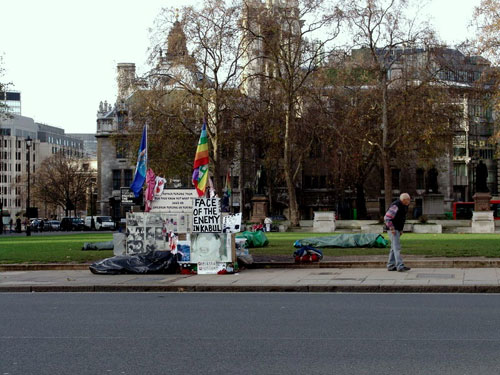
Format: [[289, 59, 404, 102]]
[[2, 267, 500, 293]]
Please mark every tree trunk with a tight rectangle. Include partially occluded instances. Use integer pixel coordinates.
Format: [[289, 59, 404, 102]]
[[381, 73, 392, 211], [284, 109, 300, 226], [355, 182, 367, 219], [383, 152, 393, 212], [239, 135, 246, 220]]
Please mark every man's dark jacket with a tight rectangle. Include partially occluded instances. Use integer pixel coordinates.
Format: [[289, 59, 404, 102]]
[[389, 199, 408, 231]]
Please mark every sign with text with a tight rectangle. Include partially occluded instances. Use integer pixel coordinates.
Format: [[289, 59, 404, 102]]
[[150, 189, 198, 213], [197, 261, 227, 275], [192, 198, 222, 233], [120, 187, 135, 206]]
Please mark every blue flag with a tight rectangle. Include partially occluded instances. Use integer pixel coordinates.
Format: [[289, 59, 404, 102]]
[[130, 125, 147, 197]]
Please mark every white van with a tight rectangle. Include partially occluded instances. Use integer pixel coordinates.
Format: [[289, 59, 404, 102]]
[[84, 216, 116, 231]]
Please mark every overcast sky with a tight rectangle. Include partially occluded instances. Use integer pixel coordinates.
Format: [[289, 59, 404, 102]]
[[1, 0, 480, 134]]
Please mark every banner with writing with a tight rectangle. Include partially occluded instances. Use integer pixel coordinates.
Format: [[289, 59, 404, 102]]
[[192, 198, 222, 233], [150, 189, 198, 213]]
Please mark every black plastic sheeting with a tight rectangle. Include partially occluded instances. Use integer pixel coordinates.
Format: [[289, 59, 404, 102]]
[[89, 251, 180, 275]]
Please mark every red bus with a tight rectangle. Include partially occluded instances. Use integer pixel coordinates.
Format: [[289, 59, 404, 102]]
[[452, 201, 500, 220]]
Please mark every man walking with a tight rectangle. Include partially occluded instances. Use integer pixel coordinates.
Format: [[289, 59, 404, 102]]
[[385, 193, 411, 272]]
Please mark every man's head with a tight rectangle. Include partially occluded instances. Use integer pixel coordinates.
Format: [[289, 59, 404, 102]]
[[400, 193, 411, 206]]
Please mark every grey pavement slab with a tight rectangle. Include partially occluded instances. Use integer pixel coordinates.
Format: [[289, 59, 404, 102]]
[[2, 268, 500, 292]]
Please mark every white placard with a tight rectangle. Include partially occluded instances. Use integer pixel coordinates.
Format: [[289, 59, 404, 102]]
[[197, 261, 227, 275], [222, 213, 242, 233], [150, 189, 198, 213], [192, 198, 222, 233]]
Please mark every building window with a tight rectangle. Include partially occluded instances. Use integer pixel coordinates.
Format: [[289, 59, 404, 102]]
[[304, 176, 311, 189], [115, 140, 127, 159], [479, 149, 494, 160], [416, 169, 425, 190], [454, 164, 467, 177], [453, 147, 466, 157], [124, 169, 133, 187], [309, 142, 322, 159], [391, 169, 400, 190], [319, 175, 327, 188], [112, 170, 121, 190]]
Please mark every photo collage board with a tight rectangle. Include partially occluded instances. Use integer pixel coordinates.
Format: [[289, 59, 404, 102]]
[[125, 190, 241, 272], [126, 212, 190, 256]]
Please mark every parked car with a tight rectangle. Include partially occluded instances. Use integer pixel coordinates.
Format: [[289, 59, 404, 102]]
[[95, 216, 116, 231], [29, 219, 45, 232], [46, 220, 60, 231], [60, 217, 85, 231], [84, 216, 116, 230]]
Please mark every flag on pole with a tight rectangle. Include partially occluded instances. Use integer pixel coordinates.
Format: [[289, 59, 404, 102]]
[[130, 125, 147, 197], [192, 122, 209, 197], [225, 170, 232, 197]]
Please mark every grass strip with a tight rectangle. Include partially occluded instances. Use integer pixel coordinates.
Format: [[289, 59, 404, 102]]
[[1, 232, 500, 264]]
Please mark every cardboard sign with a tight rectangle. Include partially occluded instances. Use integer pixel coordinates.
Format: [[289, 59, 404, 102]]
[[192, 198, 222, 233]]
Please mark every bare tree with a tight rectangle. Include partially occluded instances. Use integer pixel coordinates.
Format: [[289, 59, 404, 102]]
[[471, 0, 500, 151], [146, 0, 251, 195], [472, 0, 500, 63], [31, 153, 94, 216], [125, 88, 200, 184], [241, 0, 342, 226], [340, 0, 461, 209], [0, 55, 12, 120]]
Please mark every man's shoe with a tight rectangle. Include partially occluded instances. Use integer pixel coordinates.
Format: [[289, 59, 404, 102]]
[[397, 266, 411, 272], [387, 266, 397, 271]]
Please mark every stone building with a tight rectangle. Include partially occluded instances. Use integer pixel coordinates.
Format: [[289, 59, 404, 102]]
[[95, 21, 204, 220], [97, 1, 499, 222], [0, 91, 21, 115], [0, 114, 84, 221], [353, 47, 496, 218]]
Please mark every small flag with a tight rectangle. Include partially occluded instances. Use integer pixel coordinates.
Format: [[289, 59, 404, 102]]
[[192, 122, 209, 197], [130, 125, 147, 197], [225, 170, 232, 197]]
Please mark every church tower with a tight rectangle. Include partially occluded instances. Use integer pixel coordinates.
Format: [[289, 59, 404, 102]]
[[241, 0, 302, 97], [152, 19, 198, 88]]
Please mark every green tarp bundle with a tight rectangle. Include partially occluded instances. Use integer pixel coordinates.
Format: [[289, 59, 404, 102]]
[[294, 234, 388, 249], [236, 231, 269, 247]]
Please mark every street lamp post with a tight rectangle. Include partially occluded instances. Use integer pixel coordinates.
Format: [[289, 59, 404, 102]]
[[25, 137, 32, 236], [90, 181, 95, 230]]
